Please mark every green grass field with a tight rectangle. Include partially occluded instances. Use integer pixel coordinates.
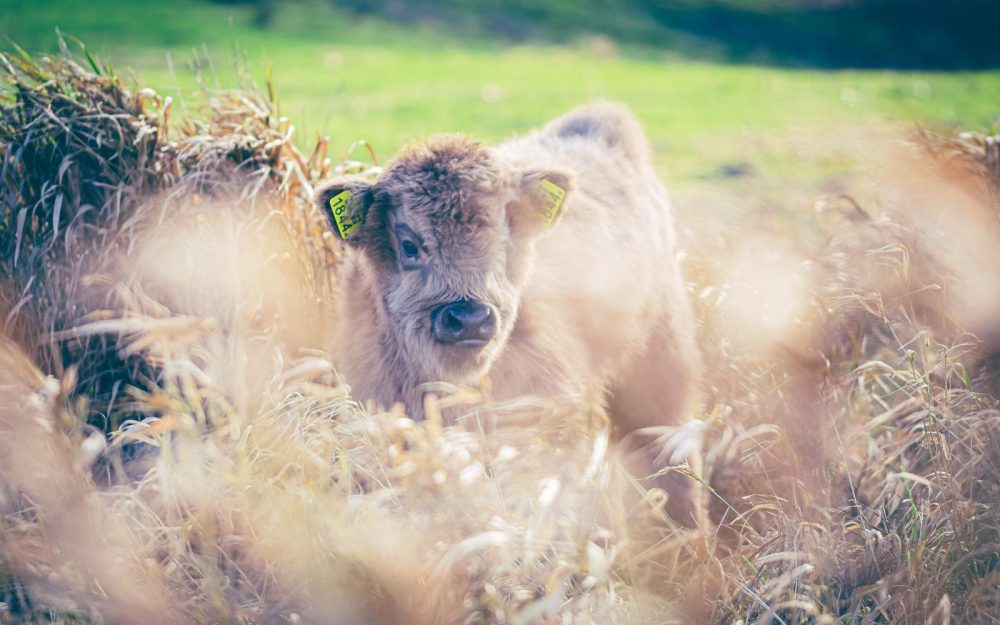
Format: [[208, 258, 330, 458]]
[[4, 0, 999, 183]]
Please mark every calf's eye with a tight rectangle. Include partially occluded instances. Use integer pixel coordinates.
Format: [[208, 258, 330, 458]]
[[401, 239, 420, 260]]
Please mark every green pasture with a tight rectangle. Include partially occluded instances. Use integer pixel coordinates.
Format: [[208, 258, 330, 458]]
[[3, 0, 999, 182]]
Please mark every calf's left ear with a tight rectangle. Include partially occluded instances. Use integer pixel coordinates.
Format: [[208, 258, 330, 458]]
[[314, 176, 378, 246], [511, 168, 575, 234]]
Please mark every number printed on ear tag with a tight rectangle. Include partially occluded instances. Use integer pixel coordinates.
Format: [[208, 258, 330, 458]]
[[329, 190, 363, 239], [538, 179, 565, 228]]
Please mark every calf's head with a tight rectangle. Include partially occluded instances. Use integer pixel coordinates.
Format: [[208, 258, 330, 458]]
[[316, 135, 573, 384]]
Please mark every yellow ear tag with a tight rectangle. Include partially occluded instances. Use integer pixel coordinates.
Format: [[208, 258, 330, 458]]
[[537, 179, 565, 228], [329, 190, 363, 239]]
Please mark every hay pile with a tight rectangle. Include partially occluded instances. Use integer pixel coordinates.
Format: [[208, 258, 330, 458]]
[[2, 45, 1000, 625]]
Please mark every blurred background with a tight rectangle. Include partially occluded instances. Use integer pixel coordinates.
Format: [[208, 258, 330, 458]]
[[2, 0, 998, 186]]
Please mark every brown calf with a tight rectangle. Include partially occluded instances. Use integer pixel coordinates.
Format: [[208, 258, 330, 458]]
[[316, 102, 704, 526]]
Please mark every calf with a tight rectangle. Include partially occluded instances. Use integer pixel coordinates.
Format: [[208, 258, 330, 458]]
[[316, 102, 704, 526]]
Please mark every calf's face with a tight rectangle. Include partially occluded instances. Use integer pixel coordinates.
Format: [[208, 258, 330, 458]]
[[316, 136, 572, 385]]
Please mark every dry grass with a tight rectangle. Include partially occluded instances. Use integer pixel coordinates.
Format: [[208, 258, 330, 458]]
[[2, 44, 999, 625]]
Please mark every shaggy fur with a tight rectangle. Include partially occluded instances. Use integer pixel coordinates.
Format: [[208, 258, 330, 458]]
[[316, 102, 704, 524]]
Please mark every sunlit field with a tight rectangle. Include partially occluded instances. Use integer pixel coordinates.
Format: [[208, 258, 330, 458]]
[[2, 1, 1000, 624]]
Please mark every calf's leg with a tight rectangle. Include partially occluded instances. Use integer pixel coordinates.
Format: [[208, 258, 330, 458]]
[[608, 315, 706, 530]]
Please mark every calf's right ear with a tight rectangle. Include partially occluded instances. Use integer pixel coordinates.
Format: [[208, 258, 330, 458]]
[[314, 176, 379, 247]]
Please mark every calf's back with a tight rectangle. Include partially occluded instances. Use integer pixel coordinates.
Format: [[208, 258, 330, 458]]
[[490, 102, 701, 433]]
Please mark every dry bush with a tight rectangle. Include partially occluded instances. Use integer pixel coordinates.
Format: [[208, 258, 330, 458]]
[[681, 125, 1000, 624], [2, 43, 1000, 625], [0, 39, 340, 429]]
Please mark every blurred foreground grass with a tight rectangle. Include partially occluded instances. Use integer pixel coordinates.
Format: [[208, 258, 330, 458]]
[[2, 0, 999, 183]]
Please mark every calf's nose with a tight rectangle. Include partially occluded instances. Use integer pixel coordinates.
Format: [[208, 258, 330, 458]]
[[431, 300, 498, 345]]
